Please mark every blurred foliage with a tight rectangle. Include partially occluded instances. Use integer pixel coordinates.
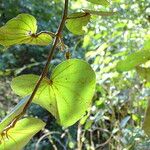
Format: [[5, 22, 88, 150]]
[[0, 0, 150, 149]]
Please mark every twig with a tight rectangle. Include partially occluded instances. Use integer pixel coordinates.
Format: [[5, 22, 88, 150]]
[[35, 131, 61, 150], [35, 31, 55, 37], [77, 123, 83, 150], [95, 134, 113, 149]]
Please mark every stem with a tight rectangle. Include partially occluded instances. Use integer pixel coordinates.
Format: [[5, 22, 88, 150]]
[[66, 12, 90, 19], [4, 0, 69, 131], [77, 123, 82, 150], [35, 31, 56, 37]]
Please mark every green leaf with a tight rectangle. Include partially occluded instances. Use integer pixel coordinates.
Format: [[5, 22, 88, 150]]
[[0, 13, 52, 47], [136, 66, 150, 82], [0, 96, 29, 134], [143, 35, 150, 50], [11, 75, 54, 118], [116, 49, 150, 72], [83, 9, 116, 16], [66, 12, 91, 35], [11, 59, 96, 127], [28, 33, 52, 46], [143, 100, 150, 136], [87, 0, 109, 6], [0, 117, 45, 150]]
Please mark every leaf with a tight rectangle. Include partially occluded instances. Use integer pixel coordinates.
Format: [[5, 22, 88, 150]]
[[0, 96, 29, 134], [11, 59, 96, 127], [28, 33, 52, 46], [87, 0, 109, 6], [116, 49, 150, 72], [0, 13, 52, 47], [0, 117, 45, 150], [83, 9, 116, 16], [143, 35, 150, 50], [65, 12, 91, 35], [136, 66, 150, 82], [143, 100, 150, 136], [120, 116, 131, 128], [11, 75, 55, 118]]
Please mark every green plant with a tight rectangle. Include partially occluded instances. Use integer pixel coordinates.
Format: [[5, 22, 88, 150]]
[[116, 35, 150, 136], [0, 0, 116, 149]]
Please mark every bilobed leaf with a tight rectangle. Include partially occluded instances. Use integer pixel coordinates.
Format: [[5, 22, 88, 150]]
[[83, 9, 116, 16], [28, 33, 52, 46], [136, 66, 150, 82], [65, 12, 91, 35], [0, 13, 52, 47], [0, 118, 45, 150], [11, 59, 96, 127], [143, 100, 150, 136], [116, 49, 150, 72], [11, 75, 57, 118], [87, 0, 109, 6], [0, 96, 29, 134]]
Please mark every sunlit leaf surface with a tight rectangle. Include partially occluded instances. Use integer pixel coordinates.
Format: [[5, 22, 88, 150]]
[[0, 14, 52, 47], [116, 49, 150, 72], [65, 12, 91, 35], [87, 0, 109, 6], [0, 118, 45, 150], [143, 35, 150, 50], [11, 59, 96, 127]]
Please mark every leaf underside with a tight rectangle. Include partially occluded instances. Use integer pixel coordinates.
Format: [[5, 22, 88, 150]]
[[11, 59, 96, 127], [66, 12, 91, 35], [0, 118, 45, 150]]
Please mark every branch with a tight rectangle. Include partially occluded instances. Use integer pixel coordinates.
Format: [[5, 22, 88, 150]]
[[3, 0, 69, 132]]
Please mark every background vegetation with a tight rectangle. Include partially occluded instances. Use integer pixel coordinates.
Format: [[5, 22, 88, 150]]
[[0, 0, 149, 149]]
